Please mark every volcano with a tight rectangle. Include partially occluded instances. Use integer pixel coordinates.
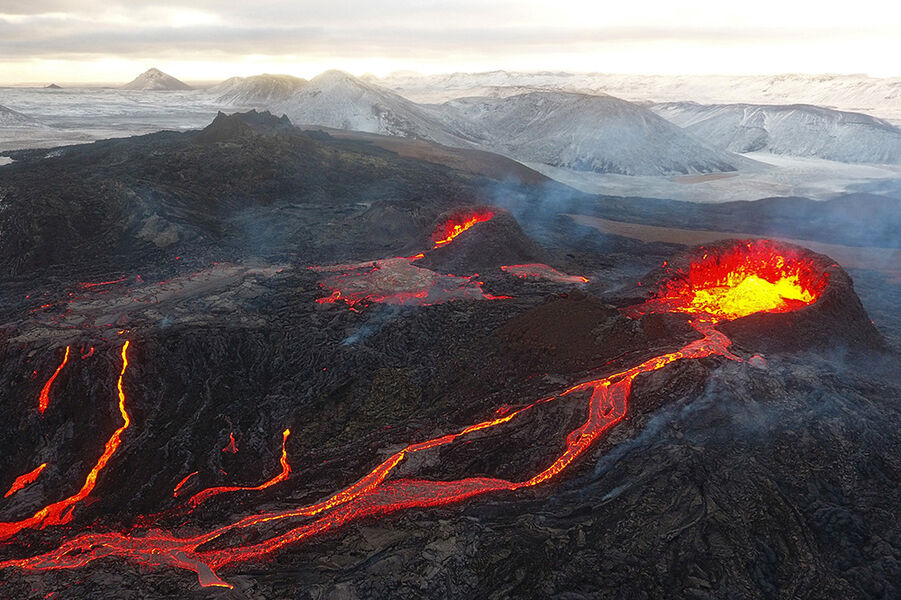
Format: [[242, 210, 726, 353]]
[[0, 114, 898, 599]]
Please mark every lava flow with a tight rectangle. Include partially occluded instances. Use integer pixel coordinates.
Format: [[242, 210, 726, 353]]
[[185, 429, 291, 509], [0, 243, 827, 590], [0, 341, 130, 542], [3, 464, 47, 499], [314, 211, 508, 310], [432, 210, 494, 247], [37, 346, 69, 415]]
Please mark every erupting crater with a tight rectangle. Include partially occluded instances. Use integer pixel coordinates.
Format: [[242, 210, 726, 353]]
[[631, 239, 828, 322]]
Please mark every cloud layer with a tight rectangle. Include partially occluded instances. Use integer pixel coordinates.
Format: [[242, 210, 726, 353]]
[[1, 1, 898, 82]]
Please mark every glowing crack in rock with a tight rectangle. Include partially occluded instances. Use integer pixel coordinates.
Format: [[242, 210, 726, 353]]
[[0, 243, 827, 591], [222, 432, 238, 454], [172, 472, 199, 497], [37, 346, 69, 415], [501, 263, 589, 284]]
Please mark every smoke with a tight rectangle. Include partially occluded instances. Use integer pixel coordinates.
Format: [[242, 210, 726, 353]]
[[587, 346, 901, 488]]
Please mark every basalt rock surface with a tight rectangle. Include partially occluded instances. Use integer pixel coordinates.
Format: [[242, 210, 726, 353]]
[[0, 115, 898, 600]]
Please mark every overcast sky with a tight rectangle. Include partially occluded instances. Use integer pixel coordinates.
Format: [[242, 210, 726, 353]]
[[1, 0, 899, 83]]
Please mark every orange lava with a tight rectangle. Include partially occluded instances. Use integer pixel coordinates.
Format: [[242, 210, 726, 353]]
[[0, 341, 130, 542], [636, 240, 827, 322], [172, 472, 198, 497], [37, 347, 70, 415], [432, 211, 494, 247], [4, 464, 48, 498], [222, 432, 238, 454], [185, 429, 291, 509]]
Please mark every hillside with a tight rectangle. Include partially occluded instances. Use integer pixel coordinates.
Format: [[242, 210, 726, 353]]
[[435, 91, 748, 176], [653, 102, 901, 163], [208, 74, 307, 105]]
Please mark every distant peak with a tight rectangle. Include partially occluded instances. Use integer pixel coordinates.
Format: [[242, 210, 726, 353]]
[[122, 68, 192, 91]]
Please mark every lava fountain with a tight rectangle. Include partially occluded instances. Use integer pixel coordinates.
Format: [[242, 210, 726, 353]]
[[0, 240, 839, 590]]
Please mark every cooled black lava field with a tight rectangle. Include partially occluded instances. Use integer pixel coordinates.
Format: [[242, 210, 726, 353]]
[[0, 112, 899, 600]]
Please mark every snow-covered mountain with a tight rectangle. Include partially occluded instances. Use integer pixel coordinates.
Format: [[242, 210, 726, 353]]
[[433, 92, 746, 176], [652, 102, 901, 164], [223, 71, 743, 175], [0, 104, 41, 126], [369, 71, 901, 123], [272, 70, 467, 146], [121, 68, 192, 91], [208, 74, 307, 105]]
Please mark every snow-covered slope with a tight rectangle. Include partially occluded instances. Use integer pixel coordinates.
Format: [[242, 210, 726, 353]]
[[0, 104, 41, 126], [370, 71, 901, 123], [434, 92, 747, 176], [273, 70, 467, 146], [121, 68, 192, 91], [208, 74, 307, 105], [652, 102, 901, 164]]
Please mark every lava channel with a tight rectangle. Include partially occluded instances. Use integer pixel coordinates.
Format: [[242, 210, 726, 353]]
[[37, 346, 69, 415], [0, 341, 130, 541]]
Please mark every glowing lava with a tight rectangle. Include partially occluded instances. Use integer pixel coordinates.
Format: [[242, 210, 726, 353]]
[[222, 432, 238, 454], [0, 242, 828, 591], [432, 210, 494, 247], [37, 346, 69, 415], [186, 429, 291, 509], [635, 240, 827, 322], [173, 472, 199, 497], [0, 341, 130, 542], [4, 464, 47, 498]]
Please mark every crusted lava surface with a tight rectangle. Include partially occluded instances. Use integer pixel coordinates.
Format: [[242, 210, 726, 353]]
[[0, 112, 898, 599]]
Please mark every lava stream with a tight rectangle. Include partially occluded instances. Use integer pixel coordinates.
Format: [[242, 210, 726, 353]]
[[185, 429, 291, 509], [3, 464, 47, 499], [0, 341, 130, 541], [0, 320, 738, 586], [37, 346, 69, 415], [432, 210, 494, 247]]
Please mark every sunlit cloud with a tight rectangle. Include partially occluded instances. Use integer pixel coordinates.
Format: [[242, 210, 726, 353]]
[[0, 0, 898, 83]]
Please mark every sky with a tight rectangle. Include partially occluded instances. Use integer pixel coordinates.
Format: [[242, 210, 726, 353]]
[[0, 0, 899, 84]]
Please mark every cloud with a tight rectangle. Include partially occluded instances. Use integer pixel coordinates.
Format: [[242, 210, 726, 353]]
[[0, 1, 898, 79]]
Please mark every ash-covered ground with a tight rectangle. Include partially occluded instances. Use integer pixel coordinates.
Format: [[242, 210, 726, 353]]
[[0, 112, 898, 600]]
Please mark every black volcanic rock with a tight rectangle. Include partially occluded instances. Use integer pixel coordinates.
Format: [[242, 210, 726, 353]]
[[196, 109, 295, 143], [494, 288, 699, 374], [0, 111, 568, 278], [0, 116, 899, 600]]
